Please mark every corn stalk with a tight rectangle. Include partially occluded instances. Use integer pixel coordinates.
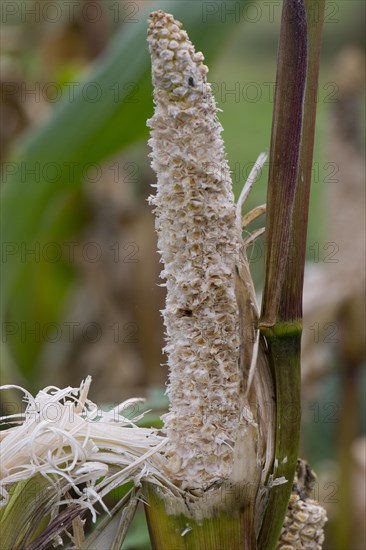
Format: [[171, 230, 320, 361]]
[[258, 1, 326, 546]]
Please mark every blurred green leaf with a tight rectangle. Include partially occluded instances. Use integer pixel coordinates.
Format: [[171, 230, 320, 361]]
[[122, 508, 150, 550], [0, 476, 52, 549], [1, 1, 248, 380]]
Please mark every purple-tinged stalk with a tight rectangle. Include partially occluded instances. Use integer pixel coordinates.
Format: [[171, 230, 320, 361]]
[[258, 1, 326, 548]]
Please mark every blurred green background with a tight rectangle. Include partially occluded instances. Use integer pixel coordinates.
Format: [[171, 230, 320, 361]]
[[1, 1, 365, 548]]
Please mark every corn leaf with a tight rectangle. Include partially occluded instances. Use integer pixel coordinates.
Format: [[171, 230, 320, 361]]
[[1, 0, 248, 379]]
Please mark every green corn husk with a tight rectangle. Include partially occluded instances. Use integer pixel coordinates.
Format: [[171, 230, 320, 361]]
[[144, 483, 257, 550], [0, 475, 53, 549]]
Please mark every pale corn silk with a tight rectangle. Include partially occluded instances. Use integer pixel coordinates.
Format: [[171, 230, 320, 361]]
[[147, 11, 242, 490], [0, 377, 174, 519]]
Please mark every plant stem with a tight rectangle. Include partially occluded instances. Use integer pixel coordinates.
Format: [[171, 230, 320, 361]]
[[258, 2, 307, 544], [258, 0, 325, 547], [279, 0, 326, 322], [257, 325, 302, 549]]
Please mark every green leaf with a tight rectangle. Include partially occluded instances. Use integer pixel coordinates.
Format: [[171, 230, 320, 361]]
[[1, 1, 248, 379], [0, 476, 52, 549]]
